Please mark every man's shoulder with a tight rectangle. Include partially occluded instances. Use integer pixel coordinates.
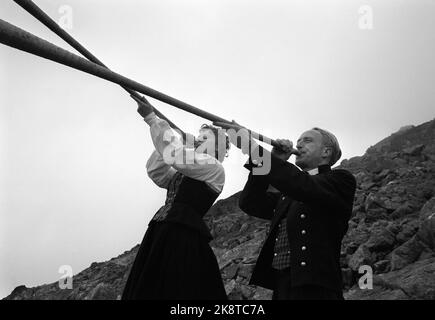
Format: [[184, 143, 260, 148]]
[[330, 167, 354, 175], [329, 168, 356, 183]]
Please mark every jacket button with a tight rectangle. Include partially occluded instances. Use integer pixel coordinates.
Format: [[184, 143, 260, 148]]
[[252, 159, 258, 165], [301, 262, 306, 267], [301, 246, 307, 251], [274, 253, 278, 256], [282, 196, 285, 200], [301, 230, 306, 235], [300, 214, 306, 219], [275, 238, 279, 241]]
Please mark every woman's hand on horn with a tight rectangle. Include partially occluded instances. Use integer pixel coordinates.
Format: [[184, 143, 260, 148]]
[[136, 100, 154, 119], [130, 94, 154, 119]]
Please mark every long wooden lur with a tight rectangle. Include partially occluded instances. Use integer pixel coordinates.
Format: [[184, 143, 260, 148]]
[[0, 19, 278, 147], [12, 0, 183, 135]]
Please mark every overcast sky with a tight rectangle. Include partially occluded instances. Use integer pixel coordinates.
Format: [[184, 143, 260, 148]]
[[1, 0, 434, 298]]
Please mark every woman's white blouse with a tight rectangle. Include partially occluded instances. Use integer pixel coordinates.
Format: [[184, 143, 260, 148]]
[[144, 112, 225, 193]]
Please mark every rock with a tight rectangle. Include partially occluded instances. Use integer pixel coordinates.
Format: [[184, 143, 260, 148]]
[[237, 264, 255, 279], [343, 242, 359, 256], [354, 171, 367, 185], [217, 236, 264, 270], [222, 264, 239, 280], [365, 193, 385, 212], [365, 208, 388, 223], [224, 280, 236, 296], [343, 223, 370, 248], [390, 203, 414, 219], [365, 226, 395, 252], [347, 258, 435, 300], [239, 222, 249, 234], [420, 196, 435, 221], [365, 157, 396, 174], [360, 181, 376, 191], [252, 287, 273, 300], [348, 245, 375, 271], [345, 287, 408, 300], [374, 260, 390, 273], [396, 219, 419, 244], [403, 144, 425, 156], [341, 268, 354, 288], [416, 212, 435, 252], [398, 125, 415, 133], [381, 258, 435, 299], [7, 286, 29, 300], [87, 283, 117, 300], [390, 236, 424, 270], [373, 169, 390, 182], [386, 221, 401, 235], [239, 285, 255, 299]]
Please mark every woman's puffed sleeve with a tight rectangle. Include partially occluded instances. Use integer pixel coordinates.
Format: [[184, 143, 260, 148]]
[[144, 113, 225, 193], [146, 150, 176, 189]]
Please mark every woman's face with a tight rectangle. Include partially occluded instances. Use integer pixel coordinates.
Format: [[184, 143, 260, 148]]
[[194, 128, 227, 162]]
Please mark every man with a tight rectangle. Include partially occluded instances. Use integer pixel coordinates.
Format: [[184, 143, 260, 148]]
[[217, 124, 356, 300]]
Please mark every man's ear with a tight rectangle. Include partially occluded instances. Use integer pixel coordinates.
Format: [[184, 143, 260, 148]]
[[322, 146, 332, 161]]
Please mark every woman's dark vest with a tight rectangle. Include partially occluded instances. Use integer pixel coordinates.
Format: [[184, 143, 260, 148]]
[[149, 172, 219, 240]]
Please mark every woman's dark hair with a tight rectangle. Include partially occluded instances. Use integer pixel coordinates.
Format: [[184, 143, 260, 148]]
[[200, 124, 231, 154]]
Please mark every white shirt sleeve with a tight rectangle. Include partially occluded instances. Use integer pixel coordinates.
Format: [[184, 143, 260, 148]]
[[144, 112, 225, 193], [146, 150, 177, 189]]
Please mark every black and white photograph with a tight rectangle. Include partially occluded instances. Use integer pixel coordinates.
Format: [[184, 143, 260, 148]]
[[1, 0, 435, 310]]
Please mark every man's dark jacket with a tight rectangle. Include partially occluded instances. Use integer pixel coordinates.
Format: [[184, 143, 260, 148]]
[[239, 148, 356, 292]]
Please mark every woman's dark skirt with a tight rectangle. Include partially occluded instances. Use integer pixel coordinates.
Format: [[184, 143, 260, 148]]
[[121, 221, 227, 300]]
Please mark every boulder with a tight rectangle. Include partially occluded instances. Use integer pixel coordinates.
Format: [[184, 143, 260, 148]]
[[395, 219, 419, 244], [365, 157, 396, 174], [365, 225, 396, 252], [365, 208, 388, 223], [374, 260, 390, 273], [390, 202, 414, 219], [420, 196, 435, 221], [416, 213, 435, 252], [381, 258, 435, 299], [403, 144, 425, 156], [348, 245, 375, 271], [222, 264, 239, 280], [346, 258, 435, 300], [341, 268, 354, 288], [252, 287, 273, 300], [87, 283, 117, 300], [390, 236, 424, 270]]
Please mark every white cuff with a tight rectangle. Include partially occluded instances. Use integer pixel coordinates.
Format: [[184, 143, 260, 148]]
[[143, 112, 157, 125]]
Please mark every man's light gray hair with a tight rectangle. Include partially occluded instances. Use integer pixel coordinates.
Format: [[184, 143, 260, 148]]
[[312, 127, 342, 166]]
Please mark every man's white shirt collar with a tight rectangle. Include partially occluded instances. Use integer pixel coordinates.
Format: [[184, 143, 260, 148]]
[[307, 168, 319, 176]]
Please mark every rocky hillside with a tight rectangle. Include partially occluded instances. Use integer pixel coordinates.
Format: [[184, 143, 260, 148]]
[[4, 118, 435, 300]]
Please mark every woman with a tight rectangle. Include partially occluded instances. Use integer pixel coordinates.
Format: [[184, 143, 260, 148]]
[[121, 99, 230, 300]]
